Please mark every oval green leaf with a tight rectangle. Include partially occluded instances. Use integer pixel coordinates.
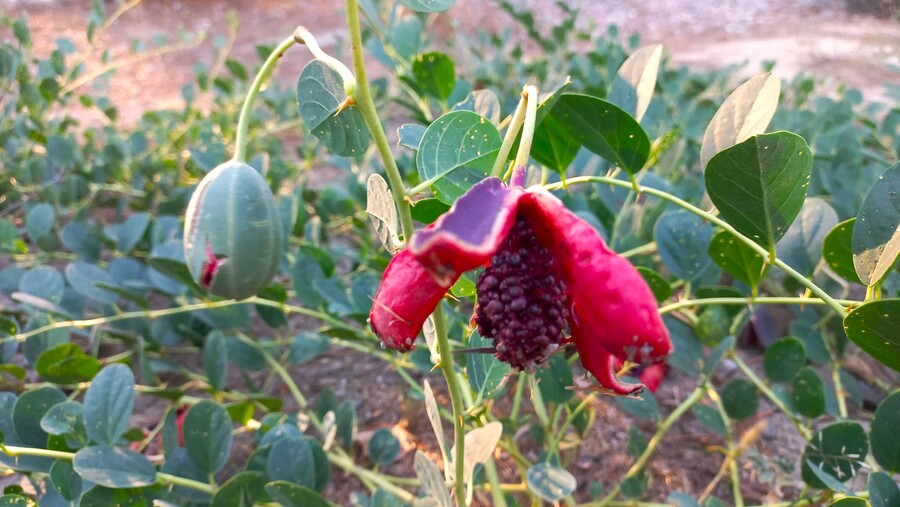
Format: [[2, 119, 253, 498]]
[[802, 421, 868, 489], [466, 331, 511, 400], [264, 481, 329, 507], [763, 337, 806, 383], [547, 93, 650, 175], [792, 366, 826, 419], [709, 229, 767, 289], [705, 131, 813, 253], [852, 162, 900, 286], [397, 0, 455, 13], [210, 471, 266, 507], [654, 210, 714, 282], [526, 463, 577, 502], [636, 266, 672, 302], [83, 364, 135, 446], [36, 343, 100, 384], [267, 436, 315, 488], [203, 331, 228, 392], [415, 110, 500, 204], [721, 378, 758, 420], [183, 400, 233, 474], [843, 300, 900, 372], [368, 428, 401, 467], [411, 52, 455, 101], [608, 44, 663, 123], [870, 390, 900, 472], [296, 60, 370, 157], [823, 218, 862, 284], [73, 445, 157, 488], [13, 386, 67, 447]]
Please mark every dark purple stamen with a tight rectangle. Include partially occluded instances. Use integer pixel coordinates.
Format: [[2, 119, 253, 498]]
[[474, 216, 569, 370]]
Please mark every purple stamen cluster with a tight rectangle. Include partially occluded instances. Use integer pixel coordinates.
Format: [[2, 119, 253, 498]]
[[474, 216, 569, 370]]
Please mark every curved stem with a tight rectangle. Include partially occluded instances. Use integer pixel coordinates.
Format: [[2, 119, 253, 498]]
[[345, 0, 414, 240], [234, 35, 297, 163], [658, 297, 858, 315], [6, 296, 363, 344], [433, 305, 467, 506], [545, 176, 849, 316], [594, 385, 706, 507]]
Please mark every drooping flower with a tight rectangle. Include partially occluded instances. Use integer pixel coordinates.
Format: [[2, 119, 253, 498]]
[[370, 177, 672, 394]]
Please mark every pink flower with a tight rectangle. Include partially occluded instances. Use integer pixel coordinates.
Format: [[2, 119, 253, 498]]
[[370, 178, 672, 394]]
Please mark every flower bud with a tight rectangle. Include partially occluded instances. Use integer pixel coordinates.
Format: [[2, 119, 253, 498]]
[[183, 161, 283, 300]]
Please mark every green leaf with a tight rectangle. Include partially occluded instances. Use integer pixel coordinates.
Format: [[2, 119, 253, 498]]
[[79, 485, 151, 506], [705, 131, 813, 253], [700, 73, 781, 170], [264, 481, 329, 507], [65, 261, 120, 304], [366, 173, 399, 251], [843, 300, 900, 372], [636, 267, 672, 302], [792, 366, 826, 418], [466, 331, 511, 400], [297, 60, 370, 157], [410, 198, 450, 225], [40, 401, 86, 439], [870, 390, 900, 472], [267, 436, 315, 488], [50, 459, 83, 501], [691, 404, 727, 435], [60, 222, 100, 261], [203, 331, 228, 391], [368, 428, 401, 466], [210, 471, 266, 507], [14, 386, 66, 446], [18, 266, 64, 303], [654, 210, 714, 282], [530, 115, 582, 173], [615, 388, 660, 420], [802, 421, 868, 489], [396, 0, 455, 13], [868, 471, 900, 507], [73, 445, 157, 488], [411, 52, 455, 101], [415, 110, 501, 204], [115, 213, 150, 254], [36, 343, 100, 384], [398, 124, 426, 150], [526, 463, 577, 502], [83, 364, 135, 446], [289, 332, 329, 366], [823, 218, 862, 284], [0, 495, 29, 506], [721, 378, 758, 420], [608, 44, 663, 123], [852, 162, 900, 286], [25, 203, 54, 241], [536, 354, 573, 404], [548, 93, 650, 175], [829, 499, 870, 507], [709, 230, 767, 289], [764, 337, 807, 382], [183, 400, 233, 474], [776, 198, 838, 277], [695, 306, 731, 346], [668, 493, 702, 507], [423, 381, 449, 470]]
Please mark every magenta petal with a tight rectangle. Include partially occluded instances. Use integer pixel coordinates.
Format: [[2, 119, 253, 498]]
[[573, 318, 643, 395], [410, 178, 522, 285], [369, 249, 456, 351], [519, 188, 673, 366]]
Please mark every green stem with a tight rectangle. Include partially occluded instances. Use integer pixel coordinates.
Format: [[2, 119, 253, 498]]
[[594, 385, 706, 507], [238, 333, 308, 409], [707, 387, 744, 507], [509, 372, 526, 423], [529, 375, 551, 428], [729, 351, 812, 440], [620, 241, 657, 259], [433, 305, 467, 507], [6, 296, 362, 344], [658, 297, 858, 315], [546, 393, 596, 457], [483, 459, 509, 507], [1, 446, 216, 495], [345, 0, 414, 239], [234, 35, 297, 163], [546, 176, 849, 317], [490, 95, 528, 178]]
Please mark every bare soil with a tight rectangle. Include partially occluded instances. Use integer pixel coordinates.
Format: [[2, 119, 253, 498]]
[[1, 0, 898, 504]]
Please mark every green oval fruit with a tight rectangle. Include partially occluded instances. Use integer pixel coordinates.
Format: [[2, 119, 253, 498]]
[[183, 160, 283, 300]]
